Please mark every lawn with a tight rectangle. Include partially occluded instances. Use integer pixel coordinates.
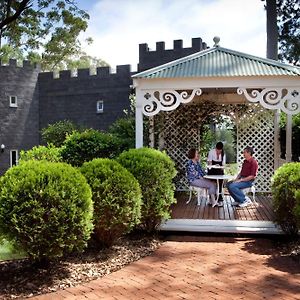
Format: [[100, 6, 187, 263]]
[[0, 239, 26, 261]]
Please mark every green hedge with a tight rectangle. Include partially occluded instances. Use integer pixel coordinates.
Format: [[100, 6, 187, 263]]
[[271, 162, 300, 235], [61, 129, 122, 166], [19, 144, 62, 163], [81, 158, 141, 246], [0, 161, 93, 262], [117, 147, 177, 232]]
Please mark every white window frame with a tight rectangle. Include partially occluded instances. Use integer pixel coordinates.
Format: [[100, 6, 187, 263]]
[[96, 100, 104, 113], [9, 95, 18, 107], [10, 150, 19, 167]]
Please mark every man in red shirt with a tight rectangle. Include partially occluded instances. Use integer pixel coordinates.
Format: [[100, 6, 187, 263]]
[[227, 146, 258, 207]]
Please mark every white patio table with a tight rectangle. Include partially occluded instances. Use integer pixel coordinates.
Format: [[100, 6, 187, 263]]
[[204, 174, 234, 201]]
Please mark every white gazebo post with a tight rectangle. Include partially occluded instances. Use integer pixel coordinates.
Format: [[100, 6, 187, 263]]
[[135, 88, 144, 148], [274, 109, 281, 169], [286, 113, 293, 162]]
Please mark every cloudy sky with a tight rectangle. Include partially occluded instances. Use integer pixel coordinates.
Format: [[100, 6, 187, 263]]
[[79, 0, 267, 71]]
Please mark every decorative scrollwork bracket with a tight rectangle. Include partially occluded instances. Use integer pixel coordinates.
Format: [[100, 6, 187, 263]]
[[237, 87, 300, 115], [141, 88, 202, 116]]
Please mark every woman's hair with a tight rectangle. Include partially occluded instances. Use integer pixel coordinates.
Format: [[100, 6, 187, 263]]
[[187, 148, 197, 159], [216, 142, 223, 150]]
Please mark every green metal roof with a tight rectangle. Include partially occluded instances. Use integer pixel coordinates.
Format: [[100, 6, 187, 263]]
[[132, 47, 300, 79]]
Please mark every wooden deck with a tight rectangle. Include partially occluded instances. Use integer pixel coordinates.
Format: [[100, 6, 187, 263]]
[[160, 192, 283, 234], [171, 192, 274, 221]]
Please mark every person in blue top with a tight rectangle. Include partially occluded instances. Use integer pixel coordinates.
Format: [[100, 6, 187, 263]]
[[186, 148, 221, 207]]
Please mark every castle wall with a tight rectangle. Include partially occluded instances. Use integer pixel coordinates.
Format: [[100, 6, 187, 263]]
[[0, 60, 40, 174], [0, 36, 207, 174], [38, 65, 135, 132], [138, 37, 208, 72]]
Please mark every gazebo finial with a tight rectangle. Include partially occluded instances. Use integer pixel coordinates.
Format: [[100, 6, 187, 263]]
[[213, 36, 220, 47]]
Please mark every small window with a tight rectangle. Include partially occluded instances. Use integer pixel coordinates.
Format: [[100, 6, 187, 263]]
[[9, 96, 18, 107], [97, 100, 104, 113], [10, 150, 19, 167]]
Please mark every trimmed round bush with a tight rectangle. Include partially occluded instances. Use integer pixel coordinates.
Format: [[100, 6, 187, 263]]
[[0, 161, 93, 262], [271, 162, 300, 235], [61, 129, 122, 167], [19, 144, 62, 163], [117, 147, 177, 232], [80, 158, 141, 246]]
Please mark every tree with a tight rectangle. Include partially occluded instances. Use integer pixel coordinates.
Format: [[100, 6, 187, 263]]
[[0, 1, 93, 70], [277, 0, 300, 65], [264, 0, 300, 65]]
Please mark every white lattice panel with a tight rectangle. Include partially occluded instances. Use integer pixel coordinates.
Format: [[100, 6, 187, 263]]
[[154, 104, 202, 190], [236, 108, 275, 192]]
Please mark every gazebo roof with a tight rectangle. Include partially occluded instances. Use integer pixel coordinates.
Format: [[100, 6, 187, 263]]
[[132, 46, 300, 79]]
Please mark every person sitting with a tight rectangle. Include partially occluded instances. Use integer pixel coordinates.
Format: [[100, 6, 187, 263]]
[[186, 148, 222, 207], [227, 146, 258, 208], [207, 141, 226, 202]]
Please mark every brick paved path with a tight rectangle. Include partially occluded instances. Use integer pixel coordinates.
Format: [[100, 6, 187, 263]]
[[32, 236, 300, 300]]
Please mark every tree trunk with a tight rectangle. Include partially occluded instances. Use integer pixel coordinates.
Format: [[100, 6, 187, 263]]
[[266, 0, 278, 60]]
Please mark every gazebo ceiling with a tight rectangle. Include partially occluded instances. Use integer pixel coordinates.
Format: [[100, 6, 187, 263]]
[[132, 46, 300, 79]]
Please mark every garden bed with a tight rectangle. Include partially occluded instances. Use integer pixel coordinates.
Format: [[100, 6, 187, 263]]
[[0, 232, 162, 299]]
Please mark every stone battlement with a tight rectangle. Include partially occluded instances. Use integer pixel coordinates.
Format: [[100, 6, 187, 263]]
[[38, 64, 135, 81], [138, 37, 208, 71], [0, 59, 40, 70]]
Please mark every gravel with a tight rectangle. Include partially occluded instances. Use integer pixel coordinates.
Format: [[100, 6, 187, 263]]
[[0, 233, 162, 299]]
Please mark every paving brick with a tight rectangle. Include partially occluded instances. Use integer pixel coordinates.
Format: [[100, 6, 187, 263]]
[[31, 237, 300, 300]]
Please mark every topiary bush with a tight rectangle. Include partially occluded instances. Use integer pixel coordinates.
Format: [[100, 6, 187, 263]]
[[0, 161, 93, 262], [271, 162, 300, 236], [19, 144, 62, 163], [117, 147, 177, 232], [80, 158, 141, 247], [61, 129, 122, 166]]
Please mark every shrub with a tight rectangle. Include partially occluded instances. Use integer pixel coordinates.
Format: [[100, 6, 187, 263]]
[[0, 161, 93, 262], [19, 144, 62, 163], [108, 117, 135, 150], [61, 129, 122, 167], [80, 158, 141, 246], [117, 147, 177, 232], [271, 162, 300, 235], [41, 120, 79, 147]]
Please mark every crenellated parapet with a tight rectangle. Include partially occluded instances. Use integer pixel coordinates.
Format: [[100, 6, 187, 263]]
[[0, 59, 40, 70], [138, 37, 208, 72], [38, 64, 135, 81]]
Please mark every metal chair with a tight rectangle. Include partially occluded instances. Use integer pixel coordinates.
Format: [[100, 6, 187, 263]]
[[186, 185, 208, 206], [242, 185, 256, 203]]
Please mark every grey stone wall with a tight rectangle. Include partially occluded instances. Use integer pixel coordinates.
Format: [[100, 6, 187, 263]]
[[38, 65, 135, 132], [138, 37, 208, 72], [0, 60, 40, 174]]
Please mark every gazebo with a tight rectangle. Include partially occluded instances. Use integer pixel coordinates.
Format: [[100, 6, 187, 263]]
[[132, 39, 300, 233]]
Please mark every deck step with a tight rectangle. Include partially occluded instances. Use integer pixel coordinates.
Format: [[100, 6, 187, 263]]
[[160, 219, 283, 235]]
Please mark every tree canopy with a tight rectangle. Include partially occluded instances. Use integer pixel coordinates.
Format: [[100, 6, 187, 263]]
[[264, 0, 299, 65], [0, 0, 108, 70], [277, 0, 300, 66]]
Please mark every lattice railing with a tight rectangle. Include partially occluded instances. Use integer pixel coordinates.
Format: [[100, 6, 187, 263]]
[[236, 107, 275, 192]]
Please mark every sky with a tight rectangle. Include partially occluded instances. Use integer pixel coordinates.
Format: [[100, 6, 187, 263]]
[[78, 0, 267, 71]]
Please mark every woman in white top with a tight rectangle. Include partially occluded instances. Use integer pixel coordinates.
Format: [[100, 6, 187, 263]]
[[207, 142, 226, 201]]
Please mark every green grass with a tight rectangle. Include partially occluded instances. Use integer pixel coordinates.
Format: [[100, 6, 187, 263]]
[[0, 238, 27, 261]]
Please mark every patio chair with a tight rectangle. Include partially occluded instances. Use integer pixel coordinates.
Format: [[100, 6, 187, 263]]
[[242, 185, 256, 203], [186, 185, 208, 206]]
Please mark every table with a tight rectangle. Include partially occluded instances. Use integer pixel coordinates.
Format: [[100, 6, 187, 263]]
[[204, 174, 234, 201]]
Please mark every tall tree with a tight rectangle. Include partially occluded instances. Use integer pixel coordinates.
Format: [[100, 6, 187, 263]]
[[266, 0, 278, 60], [277, 0, 300, 66], [264, 0, 300, 65], [0, 0, 93, 70]]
